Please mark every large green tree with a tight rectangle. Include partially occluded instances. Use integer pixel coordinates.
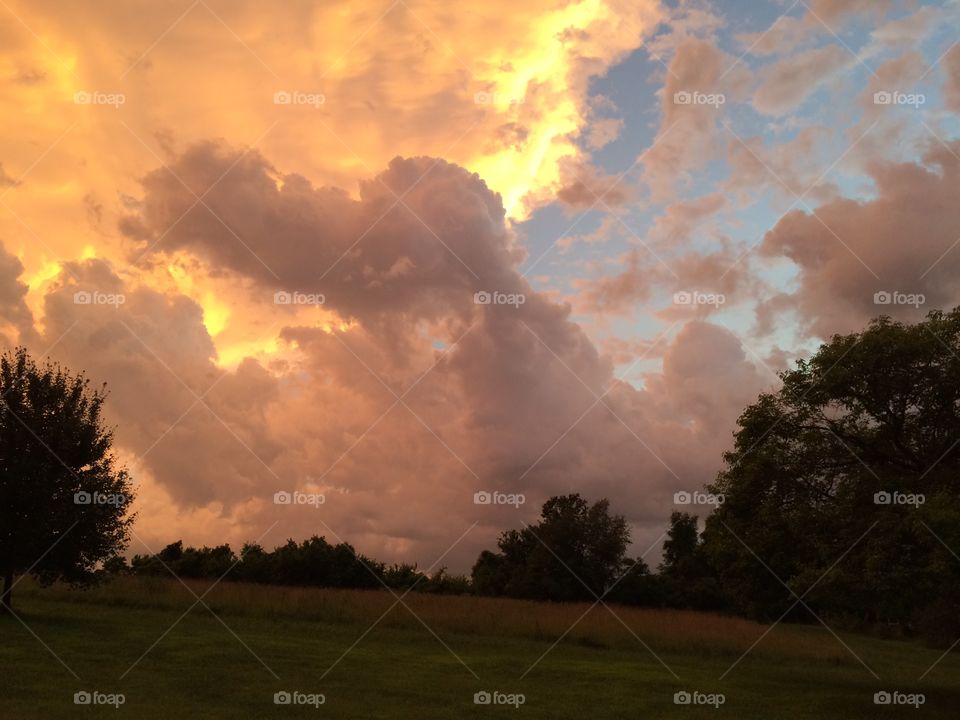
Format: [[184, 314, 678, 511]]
[[700, 310, 960, 639], [0, 348, 135, 613]]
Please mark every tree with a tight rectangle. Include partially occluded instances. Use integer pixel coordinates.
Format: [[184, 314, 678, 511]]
[[657, 512, 722, 610], [699, 310, 960, 639], [0, 348, 135, 613], [471, 494, 630, 602], [660, 511, 699, 576]]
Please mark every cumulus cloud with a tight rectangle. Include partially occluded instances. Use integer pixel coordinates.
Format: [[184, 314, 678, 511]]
[[0, 243, 34, 344], [20, 145, 763, 567], [121, 145, 523, 326], [760, 141, 960, 337], [11, 0, 951, 573], [0, 0, 664, 317]]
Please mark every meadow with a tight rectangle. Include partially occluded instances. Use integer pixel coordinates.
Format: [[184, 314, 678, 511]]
[[1, 577, 956, 718]]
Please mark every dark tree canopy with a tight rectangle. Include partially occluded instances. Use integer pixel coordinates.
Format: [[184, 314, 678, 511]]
[[0, 347, 135, 612], [471, 494, 632, 602], [697, 310, 960, 640], [126, 536, 471, 595]]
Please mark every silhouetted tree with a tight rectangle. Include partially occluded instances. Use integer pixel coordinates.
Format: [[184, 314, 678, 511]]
[[0, 348, 135, 613], [657, 512, 722, 610], [471, 494, 630, 602], [661, 512, 699, 574], [126, 535, 481, 594], [699, 310, 960, 640]]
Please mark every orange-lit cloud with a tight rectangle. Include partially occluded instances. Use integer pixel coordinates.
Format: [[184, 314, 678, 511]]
[[1, 0, 662, 371]]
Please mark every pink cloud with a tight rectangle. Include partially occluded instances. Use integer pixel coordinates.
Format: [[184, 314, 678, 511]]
[[0, 144, 775, 568], [760, 141, 960, 337], [752, 45, 850, 116]]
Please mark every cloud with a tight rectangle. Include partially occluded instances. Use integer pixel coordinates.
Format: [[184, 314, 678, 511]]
[[0, 244, 34, 344], [555, 159, 633, 209], [642, 39, 747, 199], [868, 6, 942, 48], [18, 145, 766, 568], [575, 249, 652, 315], [0, 164, 19, 188], [752, 45, 850, 116], [648, 192, 726, 245], [945, 44, 960, 112], [759, 141, 960, 337], [737, 2, 898, 59], [661, 321, 771, 431], [805, 0, 891, 24], [859, 52, 929, 118], [585, 117, 624, 150], [645, 3, 725, 59], [843, 52, 930, 164], [575, 241, 748, 319], [0, 0, 664, 323], [725, 125, 839, 203], [121, 144, 525, 327], [736, 16, 813, 57]]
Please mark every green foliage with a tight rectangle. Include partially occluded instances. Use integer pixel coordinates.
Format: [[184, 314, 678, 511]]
[[0, 347, 135, 611], [698, 310, 960, 641]]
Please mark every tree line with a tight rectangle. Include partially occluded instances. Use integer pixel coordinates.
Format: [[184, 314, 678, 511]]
[[3, 310, 960, 645], [116, 537, 470, 595]]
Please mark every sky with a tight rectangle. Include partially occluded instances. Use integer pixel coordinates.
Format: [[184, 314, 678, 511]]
[[1, 0, 959, 571]]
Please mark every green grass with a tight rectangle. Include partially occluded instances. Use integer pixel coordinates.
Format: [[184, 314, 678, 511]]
[[1, 577, 957, 718]]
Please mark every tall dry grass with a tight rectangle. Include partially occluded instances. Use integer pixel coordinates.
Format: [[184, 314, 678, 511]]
[[20, 576, 851, 664]]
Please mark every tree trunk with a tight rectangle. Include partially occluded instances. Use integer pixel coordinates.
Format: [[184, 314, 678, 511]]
[[1, 569, 12, 614]]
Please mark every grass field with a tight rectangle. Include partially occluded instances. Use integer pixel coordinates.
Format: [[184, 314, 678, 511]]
[[1, 577, 956, 718]]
